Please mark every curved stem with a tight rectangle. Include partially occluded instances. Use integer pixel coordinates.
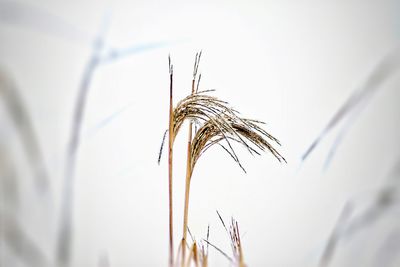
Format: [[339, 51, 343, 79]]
[[181, 77, 195, 264]]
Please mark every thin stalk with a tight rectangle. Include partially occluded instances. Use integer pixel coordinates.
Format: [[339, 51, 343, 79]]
[[236, 221, 245, 267], [185, 243, 199, 267], [168, 56, 174, 267], [182, 52, 201, 263], [175, 239, 184, 267], [181, 79, 195, 263]]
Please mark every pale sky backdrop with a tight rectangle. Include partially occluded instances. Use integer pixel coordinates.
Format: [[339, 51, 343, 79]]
[[1, 0, 400, 266]]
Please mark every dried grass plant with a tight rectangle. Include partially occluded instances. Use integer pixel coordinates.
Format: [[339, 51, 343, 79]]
[[201, 212, 247, 267], [162, 53, 285, 266], [217, 212, 247, 267]]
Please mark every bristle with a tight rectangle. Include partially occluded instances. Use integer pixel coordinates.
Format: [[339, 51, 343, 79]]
[[157, 130, 168, 165], [168, 54, 173, 75], [187, 227, 195, 243], [216, 211, 229, 234], [196, 73, 202, 93], [202, 240, 232, 262]]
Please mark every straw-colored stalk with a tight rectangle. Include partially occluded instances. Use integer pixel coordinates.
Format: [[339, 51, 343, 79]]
[[182, 52, 202, 262], [199, 243, 209, 267], [185, 242, 199, 267], [182, 226, 209, 267], [168, 56, 174, 267], [199, 226, 210, 267], [182, 241, 208, 267]]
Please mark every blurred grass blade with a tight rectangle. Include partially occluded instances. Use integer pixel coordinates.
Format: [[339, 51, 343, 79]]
[[0, 69, 49, 193], [343, 160, 400, 238], [323, 98, 366, 169], [1, 212, 49, 267], [302, 47, 400, 163], [0, 1, 91, 44], [373, 227, 400, 267], [320, 157, 400, 266], [57, 11, 111, 267], [319, 202, 353, 267]]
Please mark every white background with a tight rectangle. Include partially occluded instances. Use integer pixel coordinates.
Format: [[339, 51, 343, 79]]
[[1, 0, 400, 266]]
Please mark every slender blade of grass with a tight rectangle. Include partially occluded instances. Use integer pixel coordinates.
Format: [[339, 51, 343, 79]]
[[302, 47, 400, 164]]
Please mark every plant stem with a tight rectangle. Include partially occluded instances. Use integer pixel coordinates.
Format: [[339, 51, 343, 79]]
[[181, 77, 196, 264], [168, 58, 174, 267]]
